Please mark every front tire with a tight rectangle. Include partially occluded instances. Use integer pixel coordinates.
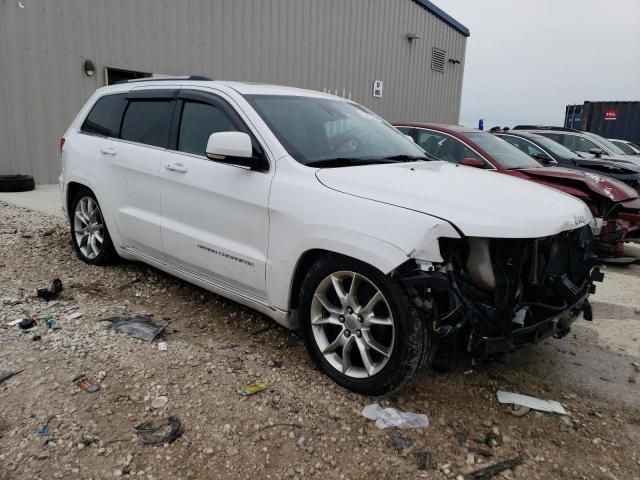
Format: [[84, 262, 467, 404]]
[[299, 254, 434, 396], [69, 188, 118, 265]]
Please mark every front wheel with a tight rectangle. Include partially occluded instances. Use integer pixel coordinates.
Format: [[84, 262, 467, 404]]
[[299, 255, 434, 396]]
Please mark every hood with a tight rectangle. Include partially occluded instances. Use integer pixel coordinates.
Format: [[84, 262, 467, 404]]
[[315, 161, 594, 239], [573, 157, 640, 175], [518, 166, 637, 202]]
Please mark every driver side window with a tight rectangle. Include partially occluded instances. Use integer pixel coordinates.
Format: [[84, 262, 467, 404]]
[[416, 129, 482, 164]]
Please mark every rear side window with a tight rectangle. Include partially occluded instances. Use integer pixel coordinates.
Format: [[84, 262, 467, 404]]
[[81, 94, 127, 137], [121, 100, 175, 148], [178, 101, 237, 155]]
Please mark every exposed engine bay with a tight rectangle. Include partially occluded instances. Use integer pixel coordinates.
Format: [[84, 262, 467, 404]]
[[398, 225, 604, 355]]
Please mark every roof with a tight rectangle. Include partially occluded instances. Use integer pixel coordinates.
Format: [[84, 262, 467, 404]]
[[412, 0, 470, 37], [393, 122, 477, 133], [100, 79, 341, 99]]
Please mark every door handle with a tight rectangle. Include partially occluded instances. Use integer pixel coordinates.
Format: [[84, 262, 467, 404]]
[[100, 146, 117, 156], [165, 162, 188, 173]]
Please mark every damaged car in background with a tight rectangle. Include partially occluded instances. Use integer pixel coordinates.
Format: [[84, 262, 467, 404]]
[[395, 122, 640, 261], [61, 79, 603, 395]]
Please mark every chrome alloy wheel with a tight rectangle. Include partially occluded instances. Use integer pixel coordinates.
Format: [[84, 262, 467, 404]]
[[73, 196, 105, 260], [310, 271, 395, 378]]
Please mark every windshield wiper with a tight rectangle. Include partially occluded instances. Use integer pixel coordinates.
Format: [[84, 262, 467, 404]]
[[383, 154, 434, 162], [306, 157, 403, 168]]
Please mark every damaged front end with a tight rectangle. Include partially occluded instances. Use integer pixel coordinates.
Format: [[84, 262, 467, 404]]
[[398, 226, 604, 356]]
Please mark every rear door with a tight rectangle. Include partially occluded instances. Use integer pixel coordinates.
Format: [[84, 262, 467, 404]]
[[159, 89, 273, 298], [94, 89, 177, 257]]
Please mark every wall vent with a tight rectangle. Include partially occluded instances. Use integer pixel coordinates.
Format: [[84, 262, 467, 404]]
[[431, 48, 446, 73]]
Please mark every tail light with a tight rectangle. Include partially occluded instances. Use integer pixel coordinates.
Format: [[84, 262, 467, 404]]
[[59, 137, 66, 153]]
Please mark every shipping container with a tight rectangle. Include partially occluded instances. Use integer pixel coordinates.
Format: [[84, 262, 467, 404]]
[[564, 101, 640, 144]]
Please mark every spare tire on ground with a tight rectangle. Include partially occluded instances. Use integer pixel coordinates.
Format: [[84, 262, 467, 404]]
[[0, 175, 36, 192]]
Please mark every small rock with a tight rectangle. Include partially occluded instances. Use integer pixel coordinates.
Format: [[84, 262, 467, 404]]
[[42, 228, 56, 237], [629, 376, 637, 384], [203, 448, 214, 455], [632, 362, 640, 373], [151, 396, 169, 409], [414, 450, 430, 470], [226, 446, 239, 457]]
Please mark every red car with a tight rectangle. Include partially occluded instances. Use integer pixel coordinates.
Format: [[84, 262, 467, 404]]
[[393, 122, 640, 259]]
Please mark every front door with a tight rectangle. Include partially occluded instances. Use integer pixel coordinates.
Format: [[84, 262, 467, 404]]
[[159, 90, 273, 298]]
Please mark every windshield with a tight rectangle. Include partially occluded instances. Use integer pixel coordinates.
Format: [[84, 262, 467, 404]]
[[245, 95, 427, 166], [524, 133, 577, 159], [583, 132, 627, 155], [464, 132, 543, 169]]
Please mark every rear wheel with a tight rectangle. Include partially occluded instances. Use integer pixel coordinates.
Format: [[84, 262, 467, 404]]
[[69, 188, 118, 265], [299, 254, 434, 395]]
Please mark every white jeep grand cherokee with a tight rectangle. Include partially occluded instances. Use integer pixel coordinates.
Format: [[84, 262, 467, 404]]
[[60, 78, 602, 395]]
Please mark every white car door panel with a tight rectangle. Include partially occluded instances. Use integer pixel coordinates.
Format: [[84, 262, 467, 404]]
[[160, 91, 272, 297]]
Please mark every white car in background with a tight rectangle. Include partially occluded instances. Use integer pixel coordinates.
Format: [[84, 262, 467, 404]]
[[609, 138, 640, 156], [60, 78, 602, 394]]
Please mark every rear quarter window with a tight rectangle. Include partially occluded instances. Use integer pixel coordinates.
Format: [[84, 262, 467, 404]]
[[81, 93, 127, 137]]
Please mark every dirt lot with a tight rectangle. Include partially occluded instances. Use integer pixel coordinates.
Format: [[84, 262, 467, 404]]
[[1, 201, 639, 480]]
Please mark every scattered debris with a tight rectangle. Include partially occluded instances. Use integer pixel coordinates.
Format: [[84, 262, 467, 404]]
[[7, 318, 24, 326], [0, 370, 22, 384], [389, 433, 414, 452], [74, 374, 101, 393], [37, 278, 63, 301], [239, 382, 267, 396], [629, 376, 637, 384], [158, 341, 167, 351], [151, 396, 169, 409], [65, 311, 84, 321], [463, 455, 523, 479], [32, 333, 41, 341], [251, 325, 273, 336], [362, 404, 429, 429], [42, 315, 60, 330], [496, 391, 567, 415], [106, 316, 167, 342], [36, 425, 53, 441], [632, 362, 640, 373], [18, 318, 35, 330], [41, 228, 56, 236], [134, 416, 183, 445], [414, 450, 431, 470]]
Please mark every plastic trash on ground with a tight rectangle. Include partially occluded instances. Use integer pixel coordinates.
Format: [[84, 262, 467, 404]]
[[37, 278, 63, 301], [134, 416, 183, 445], [362, 403, 429, 429], [106, 316, 167, 342], [496, 390, 567, 415], [238, 382, 267, 396]]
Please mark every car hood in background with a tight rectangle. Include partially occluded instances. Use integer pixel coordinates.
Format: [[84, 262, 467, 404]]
[[517, 166, 638, 202], [573, 157, 640, 175], [315, 161, 593, 239]]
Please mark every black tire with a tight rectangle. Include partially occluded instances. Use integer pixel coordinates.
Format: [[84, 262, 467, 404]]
[[299, 254, 434, 396], [69, 187, 119, 265], [0, 175, 35, 192]]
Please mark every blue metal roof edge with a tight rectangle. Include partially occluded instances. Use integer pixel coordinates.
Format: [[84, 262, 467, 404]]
[[412, 0, 470, 37]]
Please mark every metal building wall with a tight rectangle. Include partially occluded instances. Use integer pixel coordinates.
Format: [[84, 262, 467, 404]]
[[0, 0, 468, 184]]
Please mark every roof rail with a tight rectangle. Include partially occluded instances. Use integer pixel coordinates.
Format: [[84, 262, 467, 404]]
[[115, 75, 213, 85], [513, 125, 580, 132]]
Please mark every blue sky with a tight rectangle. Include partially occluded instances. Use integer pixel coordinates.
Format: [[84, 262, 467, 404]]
[[437, 0, 640, 128]]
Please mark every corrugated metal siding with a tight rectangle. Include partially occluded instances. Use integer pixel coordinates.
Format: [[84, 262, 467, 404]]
[[0, 0, 467, 183], [581, 101, 640, 145]]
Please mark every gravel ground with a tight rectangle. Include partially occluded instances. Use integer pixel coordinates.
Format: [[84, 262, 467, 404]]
[[1, 200, 639, 480]]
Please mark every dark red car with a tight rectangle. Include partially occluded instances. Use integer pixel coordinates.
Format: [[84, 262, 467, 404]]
[[393, 122, 640, 259]]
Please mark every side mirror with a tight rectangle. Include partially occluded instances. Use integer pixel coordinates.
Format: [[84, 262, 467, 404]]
[[206, 132, 267, 170], [531, 152, 557, 166], [460, 157, 484, 168], [589, 147, 603, 158]]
